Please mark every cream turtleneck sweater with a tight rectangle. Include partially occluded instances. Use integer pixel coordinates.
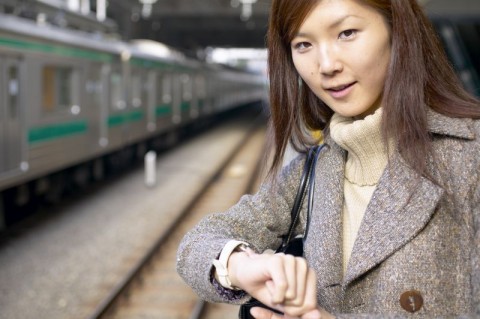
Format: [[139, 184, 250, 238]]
[[329, 108, 389, 274]]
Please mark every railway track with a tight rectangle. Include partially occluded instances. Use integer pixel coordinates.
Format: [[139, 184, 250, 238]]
[[87, 124, 267, 319]]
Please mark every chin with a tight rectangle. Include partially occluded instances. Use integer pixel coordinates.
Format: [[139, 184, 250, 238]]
[[333, 109, 364, 118], [334, 105, 380, 120]]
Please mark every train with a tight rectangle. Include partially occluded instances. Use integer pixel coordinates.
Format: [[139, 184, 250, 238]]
[[0, 13, 268, 229]]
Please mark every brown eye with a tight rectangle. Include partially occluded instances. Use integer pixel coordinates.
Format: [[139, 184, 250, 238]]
[[339, 29, 357, 39], [293, 42, 311, 51]]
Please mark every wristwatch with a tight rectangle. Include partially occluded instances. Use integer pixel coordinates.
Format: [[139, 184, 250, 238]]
[[212, 241, 250, 290]]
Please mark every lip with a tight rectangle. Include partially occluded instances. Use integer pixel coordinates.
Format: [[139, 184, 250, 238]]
[[325, 82, 356, 99]]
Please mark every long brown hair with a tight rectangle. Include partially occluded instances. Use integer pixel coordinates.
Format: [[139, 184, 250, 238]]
[[266, 0, 480, 177]]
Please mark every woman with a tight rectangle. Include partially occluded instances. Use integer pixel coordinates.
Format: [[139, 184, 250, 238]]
[[177, 0, 480, 318]]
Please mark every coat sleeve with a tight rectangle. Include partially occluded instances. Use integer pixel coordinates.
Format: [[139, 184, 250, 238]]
[[176, 153, 307, 304]]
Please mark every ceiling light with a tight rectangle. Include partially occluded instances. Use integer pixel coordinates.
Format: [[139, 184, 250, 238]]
[[139, 0, 158, 18], [239, 0, 257, 21]]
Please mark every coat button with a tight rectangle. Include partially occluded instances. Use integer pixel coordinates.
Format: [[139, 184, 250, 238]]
[[400, 290, 424, 313]]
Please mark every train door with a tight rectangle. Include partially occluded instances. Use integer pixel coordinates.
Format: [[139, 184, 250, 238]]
[[99, 64, 110, 147], [194, 74, 206, 118], [0, 56, 23, 175], [155, 72, 174, 132], [146, 70, 157, 132], [172, 73, 182, 124], [108, 63, 126, 148], [86, 63, 108, 149], [126, 66, 148, 143], [180, 73, 193, 121]]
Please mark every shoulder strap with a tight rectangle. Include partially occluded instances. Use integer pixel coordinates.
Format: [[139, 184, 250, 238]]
[[283, 144, 325, 245]]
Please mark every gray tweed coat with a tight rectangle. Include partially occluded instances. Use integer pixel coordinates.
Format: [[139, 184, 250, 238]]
[[176, 110, 480, 318]]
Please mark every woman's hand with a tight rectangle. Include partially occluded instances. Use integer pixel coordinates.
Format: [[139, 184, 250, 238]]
[[227, 250, 318, 317], [250, 306, 335, 319]]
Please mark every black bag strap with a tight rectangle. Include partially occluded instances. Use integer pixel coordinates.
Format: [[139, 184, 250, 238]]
[[282, 144, 325, 246], [238, 145, 325, 319], [304, 144, 323, 243]]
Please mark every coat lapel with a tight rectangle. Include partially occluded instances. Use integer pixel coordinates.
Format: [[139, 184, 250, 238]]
[[305, 139, 345, 309], [343, 153, 444, 286]]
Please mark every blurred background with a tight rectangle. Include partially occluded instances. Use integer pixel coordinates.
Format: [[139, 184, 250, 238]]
[[0, 0, 478, 319]]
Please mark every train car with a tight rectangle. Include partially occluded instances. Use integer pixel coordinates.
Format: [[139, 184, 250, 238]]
[[0, 13, 267, 229]]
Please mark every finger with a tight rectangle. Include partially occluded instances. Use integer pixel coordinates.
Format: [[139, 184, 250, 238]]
[[252, 306, 322, 319], [268, 255, 289, 304], [303, 269, 318, 311], [250, 306, 285, 319], [283, 268, 317, 317], [280, 257, 307, 308], [292, 257, 308, 306], [282, 254, 297, 300], [265, 280, 276, 297]]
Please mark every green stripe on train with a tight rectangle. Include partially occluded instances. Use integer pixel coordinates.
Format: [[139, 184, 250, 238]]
[[28, 120, 88, 144], [130, 57, 194, 72], [131, 58, 170, 69], [0, 37, 113, 62], [108, 110, 145, 127], [156, 104, 172, 117], [28, 110, 146, 143]]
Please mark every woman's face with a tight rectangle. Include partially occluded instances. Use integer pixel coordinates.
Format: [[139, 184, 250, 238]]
[[291, 0, 391, 119]]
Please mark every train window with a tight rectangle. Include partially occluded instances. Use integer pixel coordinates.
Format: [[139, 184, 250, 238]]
[[42, 65, 78, 112], [86, 70, 103, 109], [8, 66, 19, 119], [110, 72, 125, 110]]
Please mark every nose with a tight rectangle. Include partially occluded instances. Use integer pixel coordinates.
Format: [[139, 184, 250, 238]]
[[317, 45, 342, 75]]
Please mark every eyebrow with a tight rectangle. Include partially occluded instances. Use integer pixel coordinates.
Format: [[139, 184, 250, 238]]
[[295, 14, 362, 38]]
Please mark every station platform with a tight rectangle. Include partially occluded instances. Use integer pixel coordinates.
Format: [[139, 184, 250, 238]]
[[0, 113, 264, 319]]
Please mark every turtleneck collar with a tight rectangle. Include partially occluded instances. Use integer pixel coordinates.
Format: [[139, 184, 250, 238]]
[[329, 108, 389, 186]]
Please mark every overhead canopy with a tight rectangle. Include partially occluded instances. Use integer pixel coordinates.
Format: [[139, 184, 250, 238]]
[[423, 0, 480, 21], [108, 0, 271, 54], [9, 0, 474, 55]]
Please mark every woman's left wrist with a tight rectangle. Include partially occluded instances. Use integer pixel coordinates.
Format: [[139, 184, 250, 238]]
[[227, 244, 254, 289], [212, 241, 252, 290]]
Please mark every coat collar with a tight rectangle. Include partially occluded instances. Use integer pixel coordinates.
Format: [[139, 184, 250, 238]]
[[426, 108, 475, 140]]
